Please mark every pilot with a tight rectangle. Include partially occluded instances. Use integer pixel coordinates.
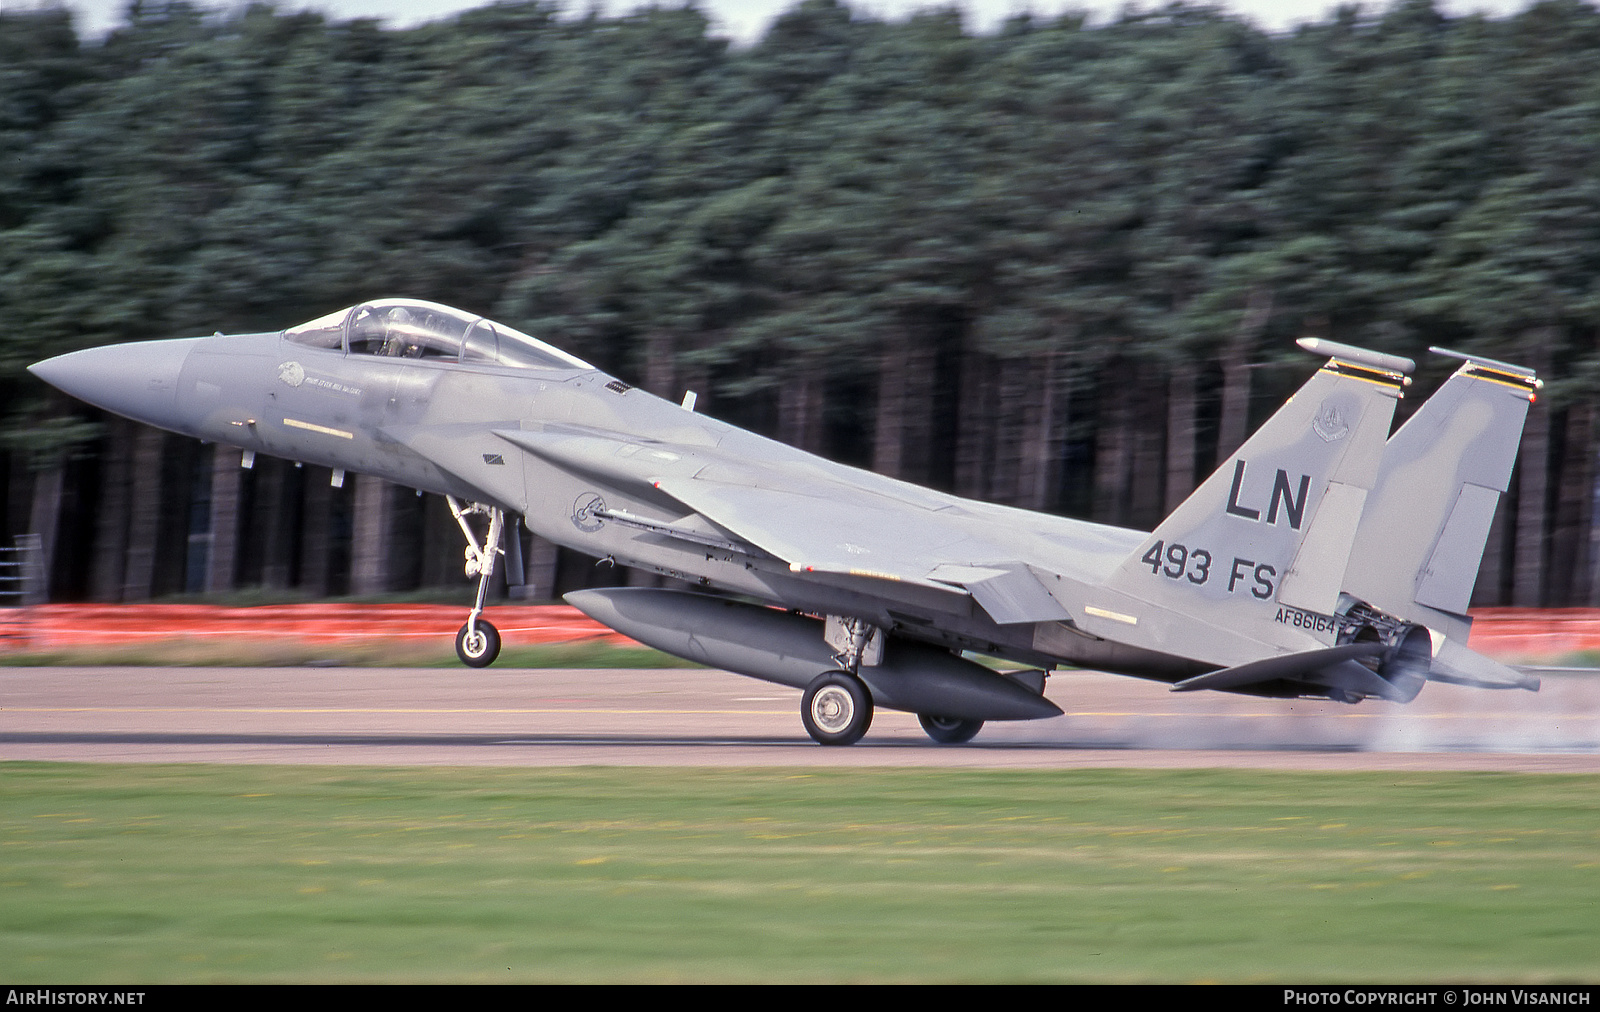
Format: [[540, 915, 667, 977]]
[[382, 307, 423, 358]]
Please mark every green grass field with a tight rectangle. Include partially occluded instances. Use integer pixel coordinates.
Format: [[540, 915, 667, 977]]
[[2, 764, 1596, 983]]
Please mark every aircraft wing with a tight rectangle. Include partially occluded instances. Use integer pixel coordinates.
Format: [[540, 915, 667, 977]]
[[651, 470, 985, 592], [659, 473, 1109, 627], [497, 423, 1082, 615]]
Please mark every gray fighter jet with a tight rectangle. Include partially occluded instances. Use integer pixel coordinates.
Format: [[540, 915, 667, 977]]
[[30, 298, 1541, 745]]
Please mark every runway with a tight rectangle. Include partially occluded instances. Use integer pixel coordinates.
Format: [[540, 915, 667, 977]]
[[3, 664, 1598, 770]]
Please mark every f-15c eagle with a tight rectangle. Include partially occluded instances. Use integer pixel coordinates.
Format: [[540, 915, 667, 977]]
[[31, 299, 1540, 745]]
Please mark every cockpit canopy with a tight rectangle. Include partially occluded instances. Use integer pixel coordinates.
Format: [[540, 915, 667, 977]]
[[282, 298, 593, 371]]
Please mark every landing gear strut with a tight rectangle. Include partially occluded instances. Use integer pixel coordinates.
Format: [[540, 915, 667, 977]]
[[800, 616, 882, 745], [448, 496, 504, 668]]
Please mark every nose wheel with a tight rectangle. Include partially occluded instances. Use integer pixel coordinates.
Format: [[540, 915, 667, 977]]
[[456, 619, 501, 667], [448, 496, 509, 668]]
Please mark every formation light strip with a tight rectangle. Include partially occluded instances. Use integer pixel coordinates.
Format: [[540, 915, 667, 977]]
[[283, 417, 354, 439]]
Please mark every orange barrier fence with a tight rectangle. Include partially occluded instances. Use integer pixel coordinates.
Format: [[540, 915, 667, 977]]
[[1465, 609, 1600, 660], [0, 603, 1597, 660], [0, 603, 637, 651]]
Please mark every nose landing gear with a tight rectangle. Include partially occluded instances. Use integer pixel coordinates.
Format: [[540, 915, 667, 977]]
[[448, 496, 506, 667], [455, 620, 501, 667]]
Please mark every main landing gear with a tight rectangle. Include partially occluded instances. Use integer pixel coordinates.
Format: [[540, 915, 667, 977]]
[[448, 496, 505, 668], [799, 616, 989, 746], [797, 673, 988, 746], [918, 714, 984, 744], [802, 671, 873, 746]]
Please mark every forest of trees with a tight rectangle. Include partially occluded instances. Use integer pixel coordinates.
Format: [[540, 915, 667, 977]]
[[1, 0, 1597, 607]]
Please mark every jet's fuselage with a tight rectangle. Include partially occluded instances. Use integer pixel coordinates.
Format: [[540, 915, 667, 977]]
[[30, 300, 1542, 745], [33, 326, 1207, 679]]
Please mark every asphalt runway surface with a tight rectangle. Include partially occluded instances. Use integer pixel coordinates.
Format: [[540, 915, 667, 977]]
[[3, 664, 1598, 770]]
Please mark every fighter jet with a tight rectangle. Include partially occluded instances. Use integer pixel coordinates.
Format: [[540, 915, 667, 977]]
[[29, 298, 1541, 745]]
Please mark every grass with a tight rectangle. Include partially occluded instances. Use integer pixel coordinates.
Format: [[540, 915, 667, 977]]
[[2, 764, 1596, 983]]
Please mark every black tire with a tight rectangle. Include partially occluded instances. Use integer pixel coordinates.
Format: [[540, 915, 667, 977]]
[[801, 671, 873, 746], [455, 620, 501, 668], [918, 714, 984, 744]]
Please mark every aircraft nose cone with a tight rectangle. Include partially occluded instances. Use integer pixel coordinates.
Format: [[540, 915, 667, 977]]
[[29, 338, 201, 431]]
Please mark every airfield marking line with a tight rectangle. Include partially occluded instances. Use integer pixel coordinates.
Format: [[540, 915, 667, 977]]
[[6, 706, 1579, 721], [15, 628, 621, 639], [1, 706, 794, 715], [1061, 710, 1569, 719]]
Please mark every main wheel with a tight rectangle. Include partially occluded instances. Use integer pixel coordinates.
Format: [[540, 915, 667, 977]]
[[918, 714, 984, 744], [455, 619, 501, 668], [801, 671, 873, 746]]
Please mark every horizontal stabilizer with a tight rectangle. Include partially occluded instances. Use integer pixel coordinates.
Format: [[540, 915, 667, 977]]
[[1429, 638, 1540, 691], [1172, 641, 1387, 693]]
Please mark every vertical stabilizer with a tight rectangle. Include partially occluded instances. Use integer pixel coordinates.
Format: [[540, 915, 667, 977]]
[[1342, 349, 1540, 638], [1092, 341, 1409, 665]]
